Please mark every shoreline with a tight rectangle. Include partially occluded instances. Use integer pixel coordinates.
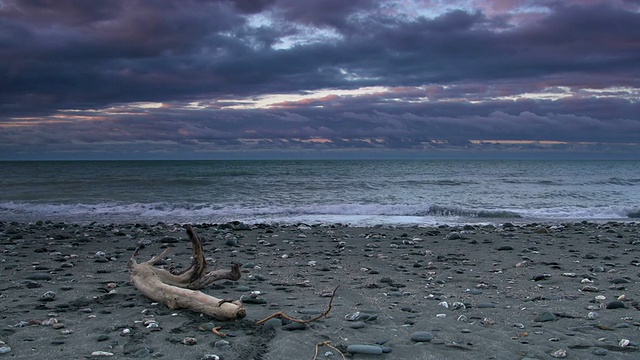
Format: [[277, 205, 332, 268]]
[[1, 220, 639, 359]]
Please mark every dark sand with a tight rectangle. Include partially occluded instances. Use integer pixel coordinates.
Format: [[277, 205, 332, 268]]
[[1, 221, 639, 359]]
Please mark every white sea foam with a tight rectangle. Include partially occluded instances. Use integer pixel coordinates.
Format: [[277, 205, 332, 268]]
[[0, 200, 634, 226]]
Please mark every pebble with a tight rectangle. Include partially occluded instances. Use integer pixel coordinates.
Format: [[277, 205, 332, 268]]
[[410, 331, 434, 342], [344, 312, 377, 321], [26, 273, 52, 281], [606, 300, 626, 309], [201, 355, 220, 360], [133, 348, 150, 357], [261, 318, 282, 331], [282, 322, 307, 331], [40, 291, 56, 301], [91, 351, 114, 356], [581, 285, 599, 292], [346, 344, 383, 354], [532, 274, 551, 281], [592, 348, 608, 356], [214, 340, 230, 349], [182, 337, 198, 345], [349, 321, 367, 329], [534, 312, 556, 322], [550, 348, 567, 358], [242, 297, 267, 304]]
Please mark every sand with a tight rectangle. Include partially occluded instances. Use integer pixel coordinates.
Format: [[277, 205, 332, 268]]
[[1, 220, 639, 359]]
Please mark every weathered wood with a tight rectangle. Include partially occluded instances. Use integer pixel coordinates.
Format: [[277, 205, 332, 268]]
[[129, 224, 245, 321]]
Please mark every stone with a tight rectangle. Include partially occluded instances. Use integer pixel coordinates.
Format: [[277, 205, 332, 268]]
[[282, 322, 307, 331], [346, 344, 383, 354], [534, 312, 556, 322], [410, 331, 434, 342], [349, 321, 366, 329], [26, 273, 52, 281], [40, 291, 56, 301], [606, 300, 626, 309]]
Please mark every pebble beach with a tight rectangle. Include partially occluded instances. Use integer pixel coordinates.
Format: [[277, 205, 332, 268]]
[[1, 220, 639, 359]]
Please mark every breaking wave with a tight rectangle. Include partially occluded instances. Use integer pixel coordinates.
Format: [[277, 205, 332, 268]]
[[0, 201, 634, 226]]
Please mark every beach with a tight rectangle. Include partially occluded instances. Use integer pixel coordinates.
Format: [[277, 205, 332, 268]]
[[1, 220, 639, 359]]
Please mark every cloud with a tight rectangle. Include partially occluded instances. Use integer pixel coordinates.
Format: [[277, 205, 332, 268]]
[[0, 0, 639, 158]]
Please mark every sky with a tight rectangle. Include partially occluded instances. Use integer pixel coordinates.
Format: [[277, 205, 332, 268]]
[[1, 0, 639, 160]]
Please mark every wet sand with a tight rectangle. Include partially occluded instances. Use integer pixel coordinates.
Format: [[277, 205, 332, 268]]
[[1, 221, 639, 359]]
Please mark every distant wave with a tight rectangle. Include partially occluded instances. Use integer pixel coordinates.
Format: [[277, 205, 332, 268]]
[[501, 179, 565, 185], [419, 205, 521, 218], [595, 177, 640, 186], [401, 179, 479, 186]]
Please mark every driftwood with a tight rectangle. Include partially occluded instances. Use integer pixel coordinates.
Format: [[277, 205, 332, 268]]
[[256, 285, 340, 325], [129, 224, 246, 321]]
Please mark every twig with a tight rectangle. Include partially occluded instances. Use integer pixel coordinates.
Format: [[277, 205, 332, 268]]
[[212, 326, 226, 337], [313, 341, 346, 360], [255, 285, 340, 325]]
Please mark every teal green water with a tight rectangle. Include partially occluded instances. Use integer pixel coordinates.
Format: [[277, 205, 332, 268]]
[[1, 160, 638, 225]]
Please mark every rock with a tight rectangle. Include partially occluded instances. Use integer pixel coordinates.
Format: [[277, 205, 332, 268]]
[[606, 300, 626, 309], [550, 349, 567, 358], [282, 322, 307, 331], [581, 285, 599, 292], [91, 351, 115, 356], [346, 344, 383, 354], [23, 280, 41, 288], [344, 311, 366, 321], [201, 355, 220, 360], [533, 274, 551, 281], [261, 318, 282, 331], [39, 291, 56, 301], [26, 273, 52, 281], [349, 321, 366, 329], [610, 278, 630, 284], [159, 237, 178, 243], [410, 331, 434, 342], [534, 312, 556, 322], [496, 245, 514, 251], [592, 348, 608, 356], [182, 337, 198, 345], [133, 348, 150, 357], [242, 297, 266, 304], [214, 340, 230, 349]]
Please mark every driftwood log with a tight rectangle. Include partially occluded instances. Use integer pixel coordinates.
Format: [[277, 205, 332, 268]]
[[129, 224, 246, 321]]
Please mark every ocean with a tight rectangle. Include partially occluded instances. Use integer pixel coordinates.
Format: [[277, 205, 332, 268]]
[[0, 160, 638, 226]]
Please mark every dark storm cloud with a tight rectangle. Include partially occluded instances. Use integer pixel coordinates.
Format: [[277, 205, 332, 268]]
[[1, 0, 639, 158]]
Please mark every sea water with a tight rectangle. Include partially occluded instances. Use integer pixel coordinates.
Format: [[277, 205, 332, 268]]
[[0, 160, 638, 226]]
